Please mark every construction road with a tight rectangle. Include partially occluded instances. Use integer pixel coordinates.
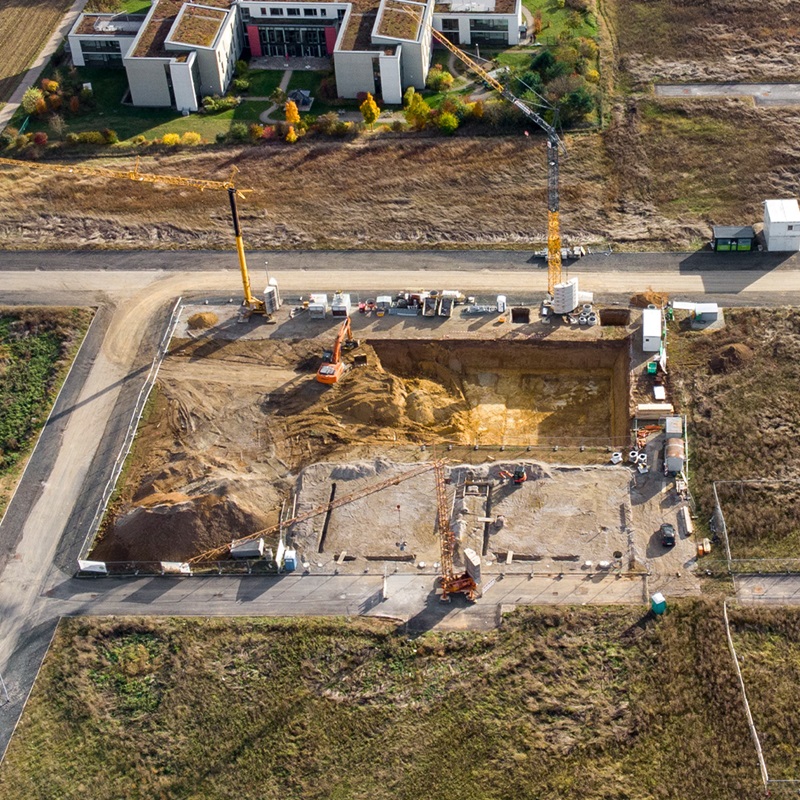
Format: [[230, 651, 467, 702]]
[[1, 252, 800, 757]]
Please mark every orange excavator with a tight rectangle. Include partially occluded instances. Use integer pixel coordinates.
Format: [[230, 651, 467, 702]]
[[316, 318, 358, 384]]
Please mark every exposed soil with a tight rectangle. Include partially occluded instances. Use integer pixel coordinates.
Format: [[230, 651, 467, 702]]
[[94, 322, 632, 563], [187, 311, 218, 330]]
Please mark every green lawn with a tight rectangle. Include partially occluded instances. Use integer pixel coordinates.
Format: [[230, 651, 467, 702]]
[[286, 69, 338, 116], [8, 68, 270, 142], [246, 68, 284, 97], [522, 0, 598, 41], [85, 0, 152, 12], [0, 603, 769, 799]]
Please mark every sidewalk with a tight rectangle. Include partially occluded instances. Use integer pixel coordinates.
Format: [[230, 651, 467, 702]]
[[0, 0, 89, 132]]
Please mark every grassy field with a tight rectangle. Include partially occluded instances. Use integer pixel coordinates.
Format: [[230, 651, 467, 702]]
[[668, 309, 800, 561], [0, 0, 74, 103], [730, 605, 800, 781], [522, 0, 598, 41], [0, 602, 768, 799], [0, 307, 93, 516], [607, 0, 800, 83]]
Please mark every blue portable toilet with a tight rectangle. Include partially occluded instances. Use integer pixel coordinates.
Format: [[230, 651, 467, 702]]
[[283, 548, 298, 572], [650, 592, 667, 615]]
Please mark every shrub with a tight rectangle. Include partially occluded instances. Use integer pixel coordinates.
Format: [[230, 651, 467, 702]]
[[426, 66, 454, 93], [248, 123, 264, 141], [22, 87, 43, 114], [273, 120, 289, 138], [229, 122, 249, 141], [48, 114, 67, 138], [14, 134, 31, 149], [235, 59, 248, 77], [565, 0, 591, 10], [101, 128, 118, 144], [201, 94, 240, 113], [404, 93, 431, 130], [69, 96, 80, 114], [65, 132, 79, 145], [585, 68, 600, 83], [437, 111, 459, 135], [34, 97, 47, 116], [269, 87, 287, 105], [40, 79, 59, 94], [403, 85, 415, 108], [391, 119, 405, 132], [315, 111, 338, 135], [333, 120, 352, 137], [76, 130, 106, 145], [285, 125, 297, 143], [79, 87, 93, 102], [318, 77, 337, 101], [0, 127, 17, 148], [47, 94, 62, 111], [161, 133, 180, 146], [470, 99, 485, 119], [261, 125, 275, 139], [181, 131, 202, 146], [233, 78, 250, 92], [131, 134, 148, 146], [33, 131, 48, 146], [216, 131, 228, 143]]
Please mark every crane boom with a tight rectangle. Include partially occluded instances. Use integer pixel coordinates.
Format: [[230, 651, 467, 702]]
[[0, 156, 266, 314], [424, 25, 566, 296]]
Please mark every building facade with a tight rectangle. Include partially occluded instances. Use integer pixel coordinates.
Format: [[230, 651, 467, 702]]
[[68, 0, 521, 110]]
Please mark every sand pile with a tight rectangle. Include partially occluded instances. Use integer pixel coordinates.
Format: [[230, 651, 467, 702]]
[[187, 312, 219, 330], [630, 291, 668, 309]]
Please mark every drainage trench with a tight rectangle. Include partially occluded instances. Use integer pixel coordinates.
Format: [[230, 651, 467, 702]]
[[317, 482, 337, 553]]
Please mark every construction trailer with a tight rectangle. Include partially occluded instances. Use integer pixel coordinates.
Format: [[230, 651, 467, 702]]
[[642, 308, 663, 353], [763, 199, 800, 252]]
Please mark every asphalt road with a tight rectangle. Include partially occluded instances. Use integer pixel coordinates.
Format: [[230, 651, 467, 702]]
[[1, 251, 800, 757], [656, 82, 800, 106]]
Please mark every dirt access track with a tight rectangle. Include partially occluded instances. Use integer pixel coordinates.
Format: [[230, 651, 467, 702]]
[[91, 302, 697, 594]]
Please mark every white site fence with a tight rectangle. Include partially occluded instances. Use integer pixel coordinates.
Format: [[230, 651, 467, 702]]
[[77, 297, 184, 565]]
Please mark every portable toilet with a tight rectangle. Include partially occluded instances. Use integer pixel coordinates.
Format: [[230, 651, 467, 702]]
[[650, 592, 667, 615], [376, 296, 392, 316], [283, 548, 298, 571], [331, 293, 351, 318], [642, 308, 662, 353], [496, 295, 507, 313], [308, 293, 328, 319]]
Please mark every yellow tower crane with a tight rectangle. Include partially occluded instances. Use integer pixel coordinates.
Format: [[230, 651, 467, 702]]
[[403, 7, 570, 302], [0, 156, 267, 315]]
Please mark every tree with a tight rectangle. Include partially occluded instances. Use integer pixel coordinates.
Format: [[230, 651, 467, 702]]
[[404, 93, 431, 130], [403, 86, 415, 107], [533, 9, 543, 38], [284, 100, 300, 124], [21, 87, 43, 115], [285, 125, 298, 143], [437, 111, 459, 135], [48, 114, 67, 139], [359, 92, 380, 129]]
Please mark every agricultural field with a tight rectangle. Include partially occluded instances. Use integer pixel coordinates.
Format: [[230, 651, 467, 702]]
[[0, 602, 769, 799], [0, 307, 93, 516], [0, 0, 74, 104]]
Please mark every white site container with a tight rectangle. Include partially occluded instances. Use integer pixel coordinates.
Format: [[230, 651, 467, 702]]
[[665, 416, 682, 439], [763, 198, 800, 252], [642, 308, 662, 352], [376, 295, 392, 316], [496, 295, 507, 313], [264, 278, 281, 314], [308, 293, 328, 319], [552, 277, 579, 315], [331, 293, 351, 318]]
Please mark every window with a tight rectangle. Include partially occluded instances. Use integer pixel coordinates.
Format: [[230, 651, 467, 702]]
[[303, 7, 317, 15], [287, 7, 300, 14], [270, 7, 284, 13], [469, 18, 508, 32], [789, 225, 795, 231], [261, 6, 267, 13], [441, 17, 458, 31], [320, 7, 326, 15], [80, 38, 122, 53]]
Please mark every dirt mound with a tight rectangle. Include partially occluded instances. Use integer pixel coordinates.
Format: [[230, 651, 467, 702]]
[[710, 343, 754, 374], [630, 291, 668, 309], [187, 312, 218, 330]]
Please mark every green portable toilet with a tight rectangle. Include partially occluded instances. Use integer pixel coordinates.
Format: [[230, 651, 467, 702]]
[[650, 592, 667, 615]]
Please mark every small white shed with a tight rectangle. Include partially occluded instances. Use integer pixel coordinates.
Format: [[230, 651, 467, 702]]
[[642, 308, 662, 352], [763, 199, 800, 252]]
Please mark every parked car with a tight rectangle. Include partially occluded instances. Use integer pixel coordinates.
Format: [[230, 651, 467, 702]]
[[660, 523, 676, 547]]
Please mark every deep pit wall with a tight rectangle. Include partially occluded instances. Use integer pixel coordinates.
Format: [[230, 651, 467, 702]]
[[370, 338, 632, 447]]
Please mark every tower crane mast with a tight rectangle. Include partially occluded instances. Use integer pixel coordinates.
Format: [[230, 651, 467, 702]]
[[0, 156, 267, 315], [422, 24, 569, 300]]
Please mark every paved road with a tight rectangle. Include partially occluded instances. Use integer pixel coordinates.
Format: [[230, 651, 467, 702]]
[[656, 82, 800, 106], [2, 256, 800, 756]]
